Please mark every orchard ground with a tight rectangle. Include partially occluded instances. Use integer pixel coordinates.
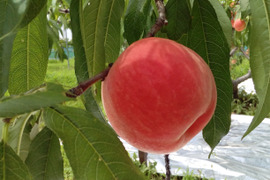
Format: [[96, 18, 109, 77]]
[[46, 59, 269, 179]]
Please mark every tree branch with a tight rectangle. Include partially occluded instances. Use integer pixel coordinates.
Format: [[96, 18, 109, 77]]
[[165, 154, 171, 180], [231, 46, 251, 98], [66, 64, 113, 98], [232, 69, 251, 86], [232, 70, 252, 98], [146, 0, 168, 37]]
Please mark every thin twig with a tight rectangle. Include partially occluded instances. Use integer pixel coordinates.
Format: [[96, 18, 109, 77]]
[[66, 64, 113, 98], [146, 0, 168, 37], [165, 154, 171, 180], [240, 47, 250, 60], [230, 47, 238, 56]]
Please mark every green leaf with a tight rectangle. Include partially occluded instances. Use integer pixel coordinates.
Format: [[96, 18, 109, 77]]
[[123, 0, 151, 44], [70, 0, 107, 122], [208, 0, 232, 48], [164, 0, 191, 41], [70, 0, 88, 82], [81, 0, 125, 102], [0, 0, 47, 97], [187, 0, 232, 153], [0, 141, 32, 180], [0, 0, 29, 97], [242, 0, 270, 138], [9, 5, 48, 95], [25, 127, 64, 180], [240, 0, 251, 18], [20, 0, 47, 28], [0, 0, 29, 41], [44, 105, 145, 180], [104, 0, 125, 63], [8, 113, 32, 161], [0, 83, 71, 118]]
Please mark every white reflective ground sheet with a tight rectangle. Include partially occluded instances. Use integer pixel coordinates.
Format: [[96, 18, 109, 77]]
[[122, 114, 270, 180]]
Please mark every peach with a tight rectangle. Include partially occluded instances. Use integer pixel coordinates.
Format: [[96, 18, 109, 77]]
[[234, 19, 246, 32], [102, 37, 217, 154]]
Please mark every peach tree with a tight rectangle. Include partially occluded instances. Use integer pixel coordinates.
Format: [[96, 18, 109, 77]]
[[0, 0, 267, 179]]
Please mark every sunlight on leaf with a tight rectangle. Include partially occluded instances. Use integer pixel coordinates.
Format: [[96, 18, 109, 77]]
[[9, 5, 48, 95], [0, 83, 71, 118]]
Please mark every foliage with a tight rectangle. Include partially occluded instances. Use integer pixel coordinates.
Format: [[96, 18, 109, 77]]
[[0, 0, 269, 179], [182, 169, 213, 180], [232, 90, 258, 116], [132, 153, 162, 179], [230, 57, 250, 80], [45, 59, 85, 109], [47, 0, 71, 62], [61, 145, 74, 180], [132, 153, 211, 180]]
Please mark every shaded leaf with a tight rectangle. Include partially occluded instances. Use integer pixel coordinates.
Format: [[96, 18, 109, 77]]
[[9, 5, 48, 95], [0, 0, 29, 97], [0, 34, 15, 97], [20, 0, 47, 28], [70, 0, 88, 83], [187, 0, 232, 153], [8, 113, 32, 161], [164, 0, 191, 41], [70, 0, 106, 122], [0, 83, 71, 118], [243, 0, 270, 138], [44, 105, 145, 180], [208, 0, 232, 47], [0, 0, 29, 41], [240, 0, 251, 18], [124, 0, 151, 44], [0, 141, 32, 180], [25, 127, 64, 180]]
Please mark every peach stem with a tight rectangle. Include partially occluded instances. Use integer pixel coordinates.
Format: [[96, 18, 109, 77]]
[[66, 64, 113, 98]]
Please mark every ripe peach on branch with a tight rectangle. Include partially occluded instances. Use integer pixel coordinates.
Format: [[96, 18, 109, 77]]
[[102, 37, 217, 154]]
